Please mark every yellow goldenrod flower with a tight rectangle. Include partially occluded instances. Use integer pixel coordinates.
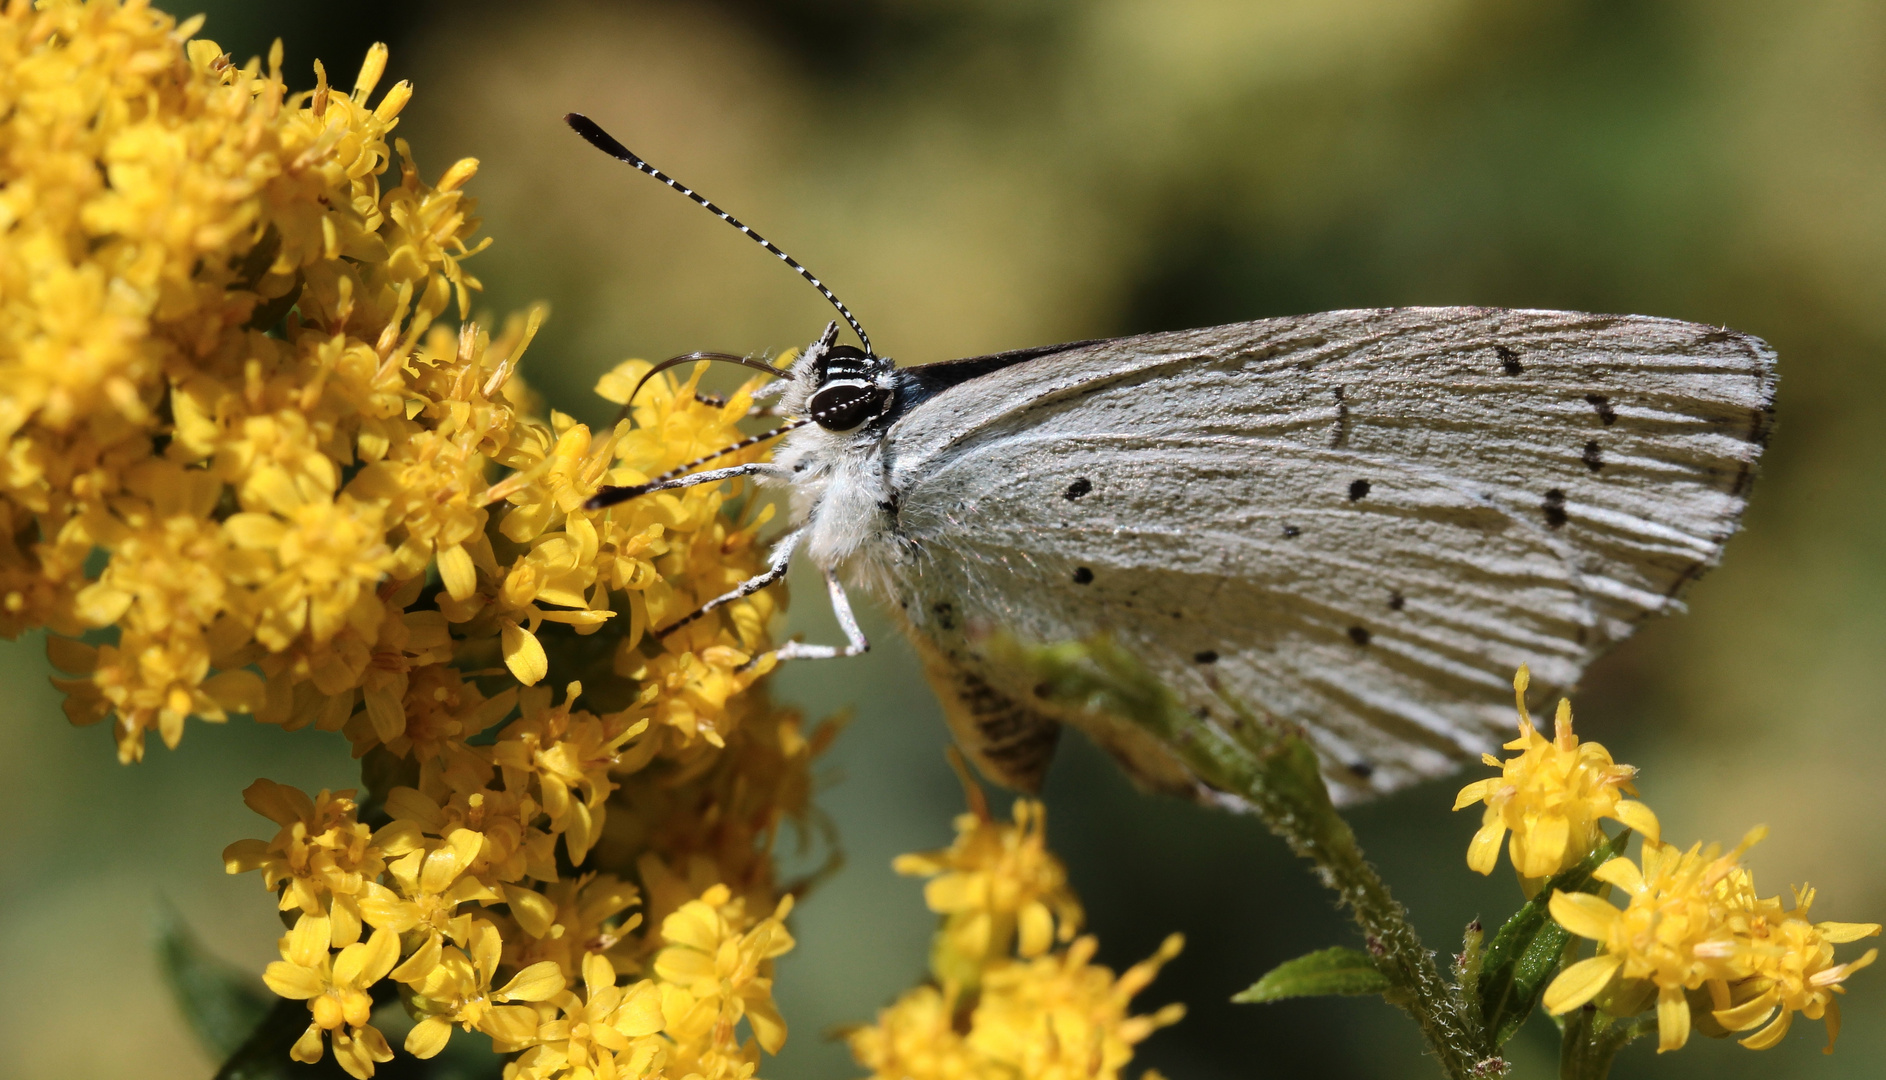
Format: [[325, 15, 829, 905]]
[[23, 10, 827, 1079], [653, 883, 796, 1055], [849, 935, 1185, 1080], [358, 824, 498, 964], [502, 872, 644, 981], [263, 914, 399, 1079], [400, 919, 566, 1058], [852, 779, 1182, 1080], [1454, 665, 1659, 885], [223, 780, 385, 938], [845, 985, 976, 1080], [493, 681, 648, 864], [969, 934, 1186, 1080], [894, 778, 1084, 991], [507, 953, 665, 1080], [1708, 874, 1881, 1052], [1545, 830, 1765, 1052]]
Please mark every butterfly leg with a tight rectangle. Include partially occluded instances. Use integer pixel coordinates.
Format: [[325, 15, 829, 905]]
[[771, 566, 870, 662], [657, 527, 803, 638], [587, 461, 791, 510]]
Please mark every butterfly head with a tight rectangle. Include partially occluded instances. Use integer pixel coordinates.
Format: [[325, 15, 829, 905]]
[[789, 322, 896, 432]]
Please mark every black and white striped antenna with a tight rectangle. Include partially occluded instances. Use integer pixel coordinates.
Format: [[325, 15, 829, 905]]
[[565, 113, 873, 358]]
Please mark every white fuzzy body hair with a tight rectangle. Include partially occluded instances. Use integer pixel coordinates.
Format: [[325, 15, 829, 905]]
[[766, 324, 901, 575]]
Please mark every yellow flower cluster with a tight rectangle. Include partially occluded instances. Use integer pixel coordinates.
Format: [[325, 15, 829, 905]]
[[851, 778, 1183, 1080], [4, 5, 829, 1077], [1544, 831, 1879, 1053], [1456, 668, 1879, 1055], [1453, 666, 1659, 888], [892, 773, 1084, 993]]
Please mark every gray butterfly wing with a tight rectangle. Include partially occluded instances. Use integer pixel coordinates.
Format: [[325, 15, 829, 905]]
[[874, 307, 1775, 802]]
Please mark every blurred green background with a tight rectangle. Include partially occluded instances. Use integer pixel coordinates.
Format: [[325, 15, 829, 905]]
[[4, 1, 1884, 1077]]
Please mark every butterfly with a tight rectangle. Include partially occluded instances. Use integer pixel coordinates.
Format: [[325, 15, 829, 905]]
[[567, 114, 1777, 804]]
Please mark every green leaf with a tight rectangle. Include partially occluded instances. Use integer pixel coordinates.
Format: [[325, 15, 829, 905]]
[[1476, 829, 1630, 1046], [152, 900, 273, 1060], [1233, 946, 1393, 1003]]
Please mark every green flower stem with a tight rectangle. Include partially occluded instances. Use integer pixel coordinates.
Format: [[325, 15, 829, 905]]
[[1560, 1008, 1654, 1080], [1023, 638, 1497, 1080]]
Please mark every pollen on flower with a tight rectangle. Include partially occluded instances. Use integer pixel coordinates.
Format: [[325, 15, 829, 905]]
[[1452, 665, 1660, 887]]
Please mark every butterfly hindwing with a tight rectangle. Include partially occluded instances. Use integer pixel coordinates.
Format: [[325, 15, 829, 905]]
[[871, 307, 1775, 802]]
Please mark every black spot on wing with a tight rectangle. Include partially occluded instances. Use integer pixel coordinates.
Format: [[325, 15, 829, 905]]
[[1496, 345, 1522, 375], [1584, 393, 1618, 426], [1348, 761, 1376, 780], [1282, 524, 1301, 538], [1542, 488, 1568, 529], [1193, 650, 1218, 664], [1348, 479, 1371, 501], [1072, 567, 1094, 585], [1581, 440, 1603, 473], [1388, 591, 1405, 611], [1064, 477, 1092, 500], [1348, 626, 1372, 646]]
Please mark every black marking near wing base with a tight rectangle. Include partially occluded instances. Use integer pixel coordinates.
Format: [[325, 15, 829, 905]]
[[892, 339, 1110, 418]]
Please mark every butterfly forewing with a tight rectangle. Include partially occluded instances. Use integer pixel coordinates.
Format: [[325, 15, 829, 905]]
[[874, 308, 1774, 801]]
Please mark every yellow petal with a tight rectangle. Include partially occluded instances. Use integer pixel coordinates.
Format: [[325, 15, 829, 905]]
[[746, 994, 788, 1055], [1452, 778, 1500, 811], [1466, 819, 1506, 876], [504, 884, 557, 938], [1592, 855, 1644, 894], [1610, 799, 1660, 844], [1549, 891, 1621, 942], [614, 980, 664, 1037], [1542, 954, 1623, 1015], [291, 1023, 326, 1064], [661, 900, 722, 953], [497, 961, 566, 1003], [263, 961, 326, 1000], [1815, 923, 1883, 945], [1712, 989, 1779, 1032], [471, 921, 503, 985], [223, 838, 271, 874], [437, 543, 477, 601], [1655, 985, 1691, 1052], [501, 621, 548, 685], [1738, 1007, 1793, 1051], [1520, 813, 1570, 878], [243, 778, 314, 827], [389, 933, 442, 984], [924, 873, 981, 913], [287, 914, 333, 967], [405, 1016, 452, 1059], [1018, 902, 1054, 958], [480, 1004, 541, 1045], [583, 952, 616, 1000]]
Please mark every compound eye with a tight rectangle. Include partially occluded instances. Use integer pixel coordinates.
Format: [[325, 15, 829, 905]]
[[809, 382, 882, 431]]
